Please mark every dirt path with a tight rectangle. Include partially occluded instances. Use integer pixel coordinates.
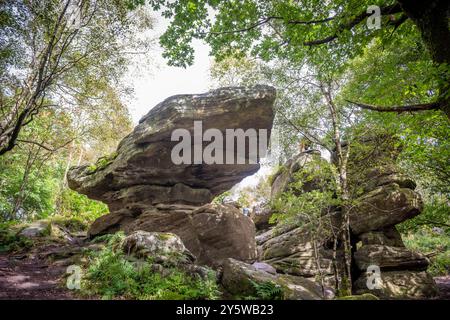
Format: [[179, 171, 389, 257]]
[[0, 252, 77, 300]]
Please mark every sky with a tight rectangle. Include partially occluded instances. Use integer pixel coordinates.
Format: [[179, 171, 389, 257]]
[[125, 17, 212, 124]]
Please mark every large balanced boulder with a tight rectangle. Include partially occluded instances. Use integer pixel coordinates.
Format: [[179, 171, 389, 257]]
[[68, 86, 276, 212], [67, 86, 275, 267]]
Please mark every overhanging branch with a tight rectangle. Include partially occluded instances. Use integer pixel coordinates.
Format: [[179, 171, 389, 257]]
[[346, 100, 441, 113], [304, 3, 403, 46]]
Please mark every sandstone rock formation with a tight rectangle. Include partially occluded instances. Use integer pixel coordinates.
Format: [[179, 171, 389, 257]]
[[122, 230, 213, 280], [257, 151, 344, 290], [256, 136, 438, 299], [68, 86, 276, 208], [68, 86, 275, 267], [221, 258, 327, 300], [345, 136, 438, 299]]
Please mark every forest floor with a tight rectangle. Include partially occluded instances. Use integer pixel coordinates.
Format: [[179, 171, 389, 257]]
[[0, 246, 449, 300], [0, 251, 77, 300]]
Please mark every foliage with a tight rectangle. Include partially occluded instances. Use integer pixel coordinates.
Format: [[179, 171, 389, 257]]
[[81, 232, 221, 300], [0, 223, 32, 253], [0, 0, 151, 155], [0, 147, 61, 220], [212, 191, 232, 204], [398, 197, 450, 233], [143, 0, 412, 70], [270, 157, 339, 229], [402, 228, 449, 277], [57, 189, 108, 224], [245, 281, 283, 300], [341, 35, 450, 195], [87, 152, 119, 174]]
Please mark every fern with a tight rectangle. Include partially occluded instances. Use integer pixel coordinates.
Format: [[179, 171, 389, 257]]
[[248, 280, 283, 300]]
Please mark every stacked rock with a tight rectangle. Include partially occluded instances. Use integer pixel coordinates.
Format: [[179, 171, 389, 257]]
[[343, 135, 438, 299], [256, 151, 345, 290], [349, 165, 438, 298]]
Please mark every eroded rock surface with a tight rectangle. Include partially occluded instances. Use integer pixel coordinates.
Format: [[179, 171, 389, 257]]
[[221, 258, 326, 300], [67, 86, 275, 267], [68, 86, 276, 209]]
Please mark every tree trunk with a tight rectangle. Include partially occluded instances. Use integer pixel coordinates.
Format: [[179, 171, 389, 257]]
[[398, 0, 450, 118]]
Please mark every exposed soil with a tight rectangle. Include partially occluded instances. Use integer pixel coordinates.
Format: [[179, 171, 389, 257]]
[[0, 251, 77, 300]]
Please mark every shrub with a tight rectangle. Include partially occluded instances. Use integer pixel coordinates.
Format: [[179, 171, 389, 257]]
[[0, 223, 33, 252], [402, 229, 450, 276], [57, 189, 108, 224], [245, 281, 283, 300]]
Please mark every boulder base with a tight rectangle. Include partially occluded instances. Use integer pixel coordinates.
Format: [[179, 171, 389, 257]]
[[89, 204, 257, 267], [221, 258, 327, 300], [354, 271, 438, 299]]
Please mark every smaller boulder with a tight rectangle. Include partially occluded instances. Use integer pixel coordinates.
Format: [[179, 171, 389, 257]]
[[250, 206, 273, 231], [354, 271, 438, 299], [221, 258, 325, 300], [19, 220, 51, 238], [252, 262, 277, 275], [358, 227, 404, 247], [122, 230, 195, 265], [362, 165, 416, 193], [354, 245, 429, 271], [349, 183, 423, 234]]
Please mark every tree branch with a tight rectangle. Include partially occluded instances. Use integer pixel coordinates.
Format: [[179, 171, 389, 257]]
[[346, 100, 441, 113], [206, 15, 335, 36], [304, 3, 403, 46]]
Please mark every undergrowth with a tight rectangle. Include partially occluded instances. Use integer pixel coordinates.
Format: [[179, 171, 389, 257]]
[[81, 232, 221, 300], [0, 223, 33, 252]]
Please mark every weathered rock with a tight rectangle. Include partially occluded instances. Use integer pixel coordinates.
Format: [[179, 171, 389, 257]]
[[354, 271, 438, 299], [256, 228, 275, 246], [349, 183, 423, 235], [354, 245, 429, 271], [221, 258, 325, 300], [122, 230, 195, 264], [255, 224, 298, 247], [270, 150, 323, 200], [358, 227, 404, 247], [89, 203, 257, 267], [19, 220, 51, 238], [362, 165, 416, 193], [252, 261, 277, 275], [250, 206, 273, 231], [260, 226, 343, 282], [189, 203, 257, 266], [68, 86, 276, 214], [88, 211, 135, 238]]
